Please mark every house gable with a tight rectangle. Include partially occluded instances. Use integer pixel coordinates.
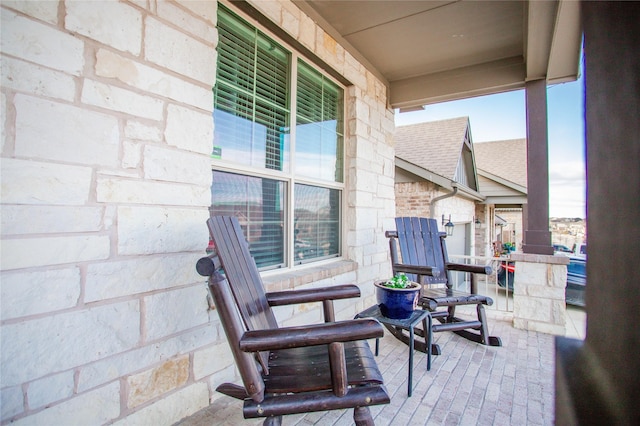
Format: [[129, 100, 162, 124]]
[[474, 138, 527, 205], [395, 117, 481, 195]]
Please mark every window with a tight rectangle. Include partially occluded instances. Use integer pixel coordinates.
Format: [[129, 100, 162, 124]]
[[211, 5, 344, 269]]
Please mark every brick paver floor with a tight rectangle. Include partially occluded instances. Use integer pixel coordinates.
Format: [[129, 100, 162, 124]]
[[175, 314, 557, 426]]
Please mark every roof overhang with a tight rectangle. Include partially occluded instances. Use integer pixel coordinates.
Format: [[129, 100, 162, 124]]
[[477, 169, 528, 205], [294, 0, 582, 109], [396, 157, 485, 202], [477, 169, 528, 194]]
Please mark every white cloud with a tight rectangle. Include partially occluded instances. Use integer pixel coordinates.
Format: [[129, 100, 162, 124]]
[[549, 161, 586, 218]]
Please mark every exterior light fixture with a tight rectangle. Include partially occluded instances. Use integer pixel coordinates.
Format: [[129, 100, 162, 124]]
[[442, 214, 454, 236], [474, 217, 481, 229]]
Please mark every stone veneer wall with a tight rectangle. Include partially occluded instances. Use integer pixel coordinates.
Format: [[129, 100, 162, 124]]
[[474, 204, 489, 257], [0, 1, 395, 424], [511, 253, 569, 335]]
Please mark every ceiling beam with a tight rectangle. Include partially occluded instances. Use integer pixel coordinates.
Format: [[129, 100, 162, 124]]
[[390, 57, 526, 109], [547, 0, 583, 84], [525, 0, 558, 81]]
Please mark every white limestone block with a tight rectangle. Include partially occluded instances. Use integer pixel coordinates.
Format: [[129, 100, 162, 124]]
[[65, 0, 142, 55], [175, 0, 217, 25], [122, 140, 142, 169], [165, 104, 214, 154], [2, 0, 59, 24], [96, 177, 211, 207], [144, 285, 209, 341], [0, 268, 81, 320], [0, 385, 23, 421], [1, 235, 110, 270], [116, 206, 207, 255], [144, 17, 216, 86], [0, 205, 104, 235], [14, 96, 119, 167], [85, 253, 202, 302], [1, 9, 84, 75], [157, 1, 217, 44], [144, 145, 212, 186], [111, 383, 209, 426], [81, 80, 163, 120], [124, 120, 162, 142], [513, 295, 552, 322], [192, 341, 233, 380], [94, 49, 212, 111], [0, 159, 92, 205], [27, 370, 74, 409], [1, 301, 140, 386], [10, 382, 120, 426], [1, 56, 76, 102]]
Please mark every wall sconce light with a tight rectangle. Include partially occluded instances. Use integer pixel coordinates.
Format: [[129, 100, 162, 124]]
[[474, 216, 481, 229], [442, 214, 454, 236]]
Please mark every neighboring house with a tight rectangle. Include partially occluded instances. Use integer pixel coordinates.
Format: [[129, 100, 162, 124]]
[[474, 139, 527, 255], [394, 117, 485, 258], [394, 122, 528, 259]]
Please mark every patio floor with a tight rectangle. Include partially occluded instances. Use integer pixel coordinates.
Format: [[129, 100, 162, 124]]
[[176, 307, 586, 426]]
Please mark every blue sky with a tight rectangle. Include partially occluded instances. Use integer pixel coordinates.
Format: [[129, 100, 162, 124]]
[[394, 75, 586, 219]]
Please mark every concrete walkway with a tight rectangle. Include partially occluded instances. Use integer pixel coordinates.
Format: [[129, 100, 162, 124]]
[[175, 307, 586, 426]]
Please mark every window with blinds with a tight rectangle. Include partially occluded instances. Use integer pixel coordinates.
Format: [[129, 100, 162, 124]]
[[294, 184, 340, 263], [296, 60, 344, 182], [213, 6, 290, 172], [211, 171, 285, 268], [211, 5, 343, 269]]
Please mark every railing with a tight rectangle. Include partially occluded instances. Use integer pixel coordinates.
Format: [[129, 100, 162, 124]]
[[448, 255, 515, 313]]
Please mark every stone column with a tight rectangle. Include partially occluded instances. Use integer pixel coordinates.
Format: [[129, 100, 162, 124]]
[[511, 253, 569, 335]]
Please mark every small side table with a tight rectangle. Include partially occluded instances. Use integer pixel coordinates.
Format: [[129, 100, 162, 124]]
[[355, 305, 432, 397]]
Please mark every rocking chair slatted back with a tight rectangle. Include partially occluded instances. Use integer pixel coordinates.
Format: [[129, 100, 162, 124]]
[[395, 217, 449, 286], [207, 215, 276, 371]]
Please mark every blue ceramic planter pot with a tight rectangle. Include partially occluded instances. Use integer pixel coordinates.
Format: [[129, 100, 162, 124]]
[[374, 280, 420, 319]]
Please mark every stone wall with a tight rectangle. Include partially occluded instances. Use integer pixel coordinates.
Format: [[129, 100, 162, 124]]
[[0, 1, 395, 424], [511, 253, 569, 335]]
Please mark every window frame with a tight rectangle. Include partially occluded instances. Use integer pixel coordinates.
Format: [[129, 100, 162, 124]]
[[211, 2, 348, 271]]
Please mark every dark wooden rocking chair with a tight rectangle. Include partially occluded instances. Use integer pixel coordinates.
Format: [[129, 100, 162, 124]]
[[386, 217, 502, 355], [196, 216, 390, 426]]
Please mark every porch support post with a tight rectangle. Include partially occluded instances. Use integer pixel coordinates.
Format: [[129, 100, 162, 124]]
[[523, 79, 553, 255]]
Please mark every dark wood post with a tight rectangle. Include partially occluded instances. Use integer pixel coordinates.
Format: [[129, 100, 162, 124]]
[[523, 79, 553, 255]]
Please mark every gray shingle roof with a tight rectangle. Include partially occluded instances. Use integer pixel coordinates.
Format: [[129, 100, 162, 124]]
[[474, 139, 527, 188], [395, 117, 469, 180]]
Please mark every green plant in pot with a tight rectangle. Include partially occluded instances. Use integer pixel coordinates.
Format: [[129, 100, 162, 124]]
[[374, 273, 421, 319]]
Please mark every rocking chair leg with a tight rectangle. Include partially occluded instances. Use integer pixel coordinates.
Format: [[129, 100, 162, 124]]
[[263, 415, 282, 426], [354, 406, 374, 426], [477, 304, 489, 345]]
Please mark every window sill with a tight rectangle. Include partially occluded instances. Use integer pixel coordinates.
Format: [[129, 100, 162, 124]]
[[261, 260, 358, 292]]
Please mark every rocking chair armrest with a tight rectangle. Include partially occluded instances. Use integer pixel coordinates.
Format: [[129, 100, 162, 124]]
[[392, 263, 440, 277], [239, 319, 383, 352], [446, 262, 493, 275], [265, 284, 361, 306]]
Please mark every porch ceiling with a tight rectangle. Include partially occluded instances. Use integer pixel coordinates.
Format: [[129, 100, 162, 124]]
[[294, 0, 582, 109]]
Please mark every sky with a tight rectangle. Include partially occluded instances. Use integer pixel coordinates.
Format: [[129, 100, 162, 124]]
[[394, 74, 586, 219]]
